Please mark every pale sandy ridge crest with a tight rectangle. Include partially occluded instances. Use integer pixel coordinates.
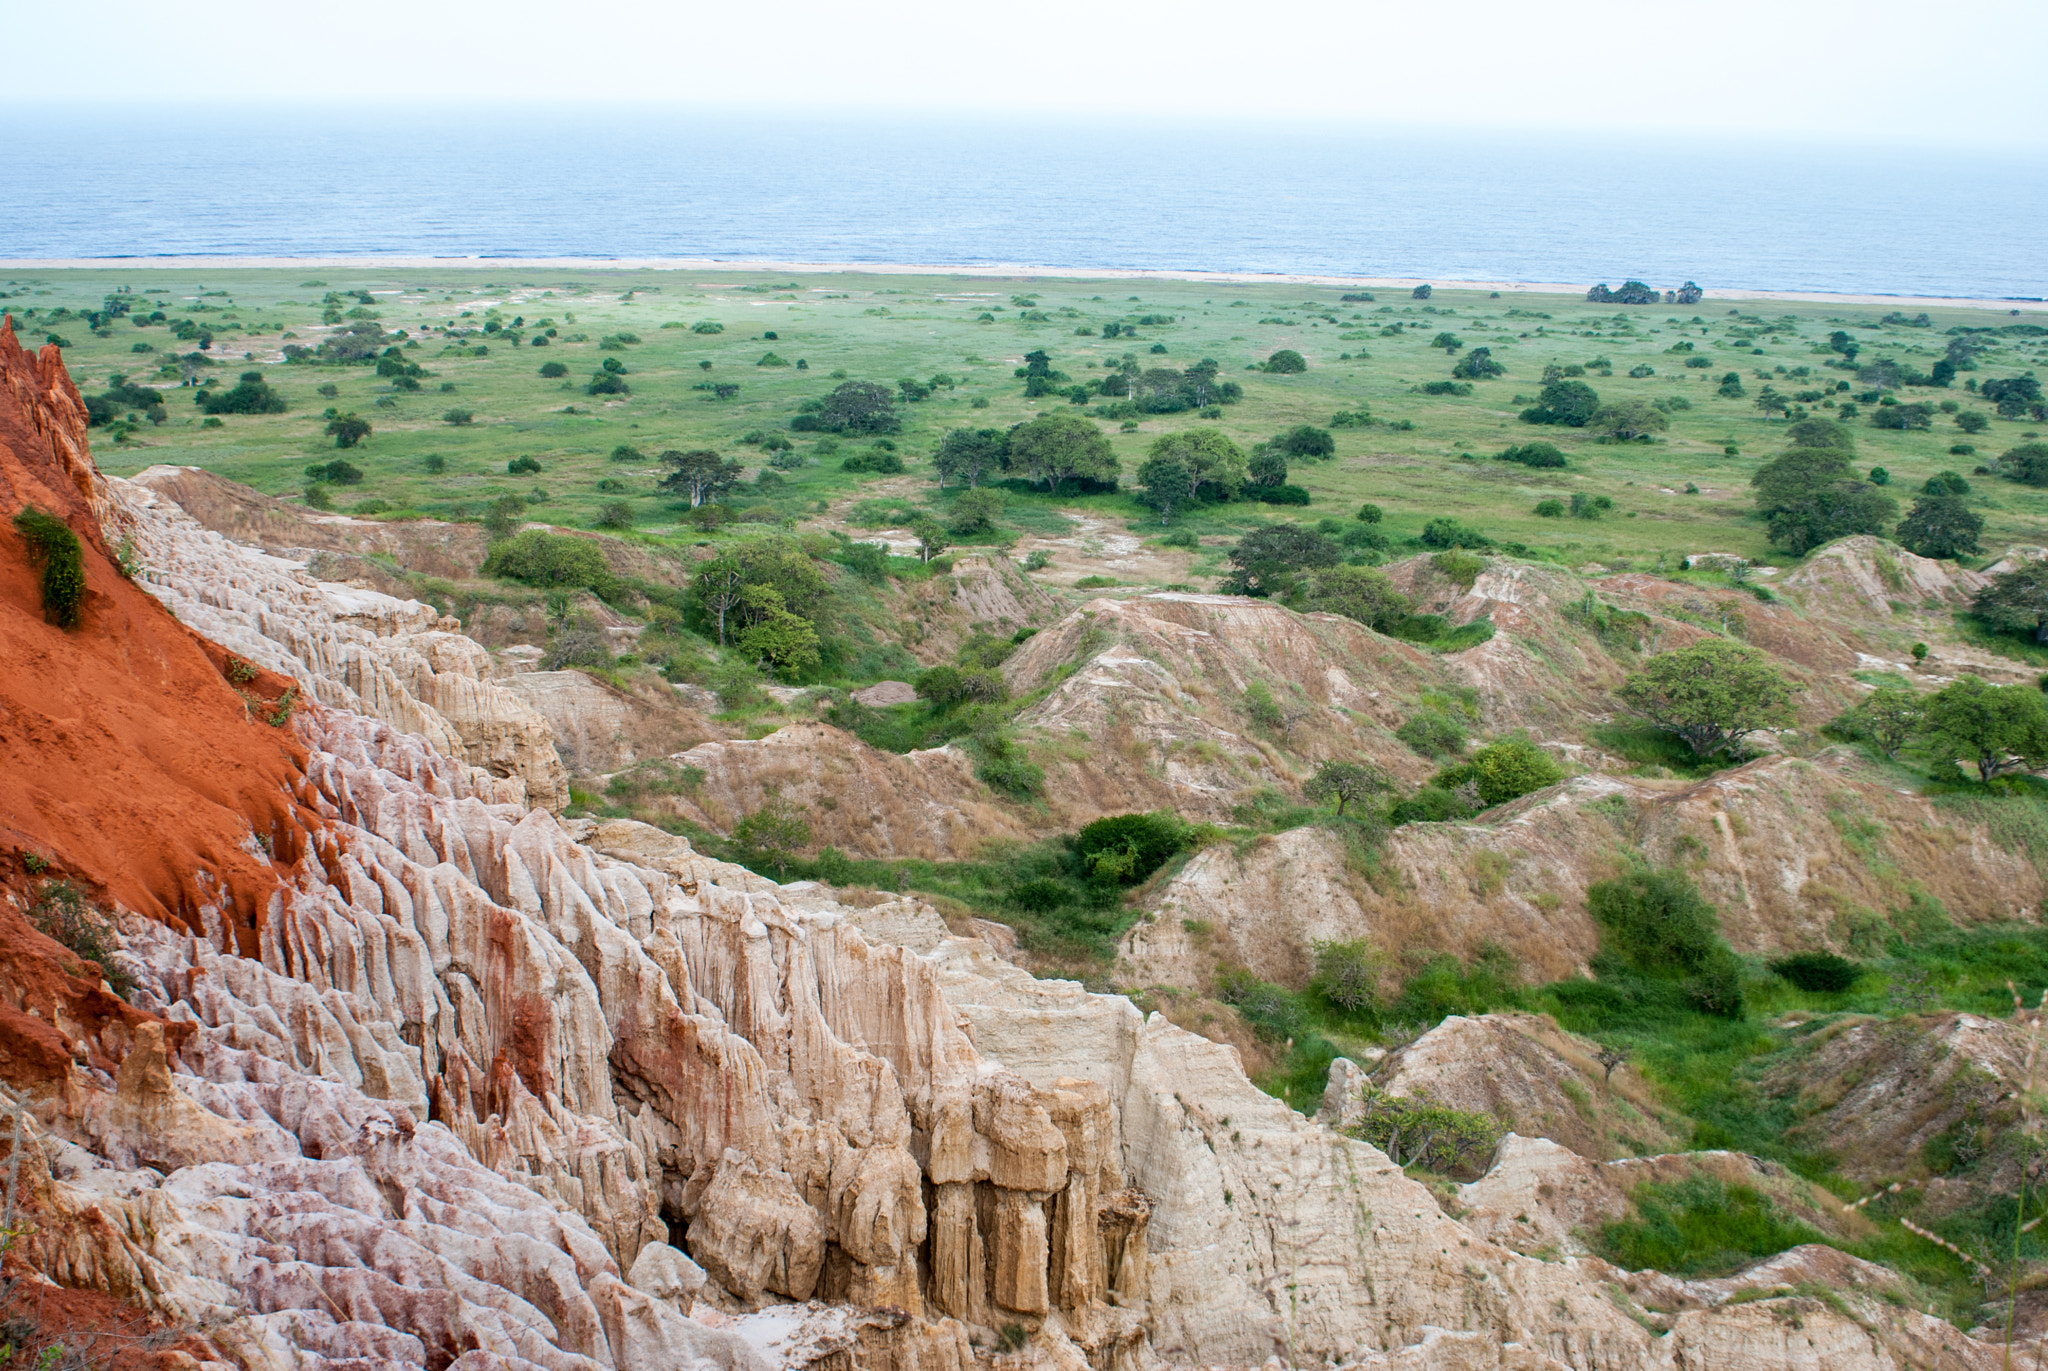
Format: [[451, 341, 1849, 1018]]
[[2, 254, 2043, 311]]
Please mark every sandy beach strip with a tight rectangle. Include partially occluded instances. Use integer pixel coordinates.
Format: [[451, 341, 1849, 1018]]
[[1, 255, 2041, 314]]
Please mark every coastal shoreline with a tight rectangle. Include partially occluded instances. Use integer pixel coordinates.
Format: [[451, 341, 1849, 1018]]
[[3, 255, 2043, 314]]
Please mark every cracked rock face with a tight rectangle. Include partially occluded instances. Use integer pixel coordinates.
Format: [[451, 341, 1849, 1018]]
[[0, 316, 2024, 1371]]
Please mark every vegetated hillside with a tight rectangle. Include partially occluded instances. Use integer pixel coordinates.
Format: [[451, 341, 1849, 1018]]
[[9, 318, 2004, 1371], [643, 720, 1039, 860], [1003, 591, 1443, 822], [1127, 753, 2044, 988]]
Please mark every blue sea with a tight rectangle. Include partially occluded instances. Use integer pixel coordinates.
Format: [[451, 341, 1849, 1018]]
[[3, 106, 2043, 300]]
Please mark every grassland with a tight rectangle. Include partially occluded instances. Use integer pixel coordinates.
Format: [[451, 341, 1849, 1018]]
[[10, 266, 2048, 576]]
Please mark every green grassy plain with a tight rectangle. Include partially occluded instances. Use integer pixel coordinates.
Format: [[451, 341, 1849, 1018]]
[[11, 267, 2048, 571]]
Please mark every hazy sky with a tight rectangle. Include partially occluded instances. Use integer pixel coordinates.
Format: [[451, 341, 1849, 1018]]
[[13, 0, 2045, 146]]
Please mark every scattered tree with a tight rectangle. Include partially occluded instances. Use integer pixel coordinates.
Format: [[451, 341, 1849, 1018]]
[[1784, 417, 1855, 450], [657, 449, 745, 507], [325, 413, 370, 448], [1590, 399, 1669, 441], [1468, 737, 1565, 806], [1619, 638, 1801, 758], [1246, 447, 1288, 489], [795, 379, 901, 434], [948, 487, 1004, 535], [482, 531, 614, 593], [1451, 347, 1504, 380], [1520, 378, 1601, 427], [1832, 684, 1923, 760], [1135, 451, 1195, 523], [731, 786, 811, 877], [1267, 424, 1337, 461], [1750, 446, 1898, 555], [1302, 564, 1409, 631], [1146, 428, 1247, 502], [1304, 760, 1393, 816], [1974, 561, 2048, 644], [1311, 939, 1388, 1014], [1343, 1088, 1503, 1173], [198, 370, 287, 415], [909, 512, 951, 563], [1264, 349, 1308, 374], [1921, 675, 2048, 782], [933, 427, 1006, 488], [736, 585, 823, 675], [1220, 524, 1340, 596], [1894, 495, 1983, 560], [1004, 413, 1120, 493]]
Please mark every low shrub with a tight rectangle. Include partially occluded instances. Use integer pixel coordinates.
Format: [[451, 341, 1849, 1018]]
[[1768, 950, 1863, 993], [12, 505, 86, 629]]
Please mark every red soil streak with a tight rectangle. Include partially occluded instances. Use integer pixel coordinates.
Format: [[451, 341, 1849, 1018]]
[[0, 317, 324, 957]]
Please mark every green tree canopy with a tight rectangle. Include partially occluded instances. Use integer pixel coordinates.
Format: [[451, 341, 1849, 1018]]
[[1246, 448, 1288, 488], [1997, 442, 2048, 487], [1784, 417, 1855, 450], [1134, 452, 1195, 523], [692, 537, 828, 645], [1894, 495, 1983, 560], [1304, 760, 1392, 816], [1265, 349, 1308, 374], [1586, 867, 1743, 1015], [933, 427, 1007, 488], [909, 512, 951, 562], [947, 488, 1004, 535], [1972, 560, 2048, 644], [1750, 447, 1899, 555], [483, 531, 614, 594], [198, 371, 287, 416], [736, 586, 823, 676], [1468, 738, 1564, 806], [1004, 413, 1119, 492], [656, 449, 745, 507], [1520, 379, 1601, 427], [800, 380, 900, 434], [1220, 524, 1340, 597], [1921, 675, 2048, 782], [1590, 399, 1669, 441], [1268, 424, 1337, 461], [731, 787, 812, 877], [1451, 347, 1504, 380], [325, 414, 370, 448], [1618, 638, 1801, 758], [1302, 565, 1410, 631], [1145, 428, 1247, 503]]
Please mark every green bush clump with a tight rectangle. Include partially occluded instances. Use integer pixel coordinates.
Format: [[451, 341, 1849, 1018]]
[[1587, 867, 1745, 1016], [1768, 950, 1863, 993], [1497, 442, 1567, 469], [1072, 812, 1188, 887], [12, 505, 86, 629], [197, 370, 287, 415], [1427, 738, 1563, 809], [1395, 709, 1467, 757], [482, 530, 614, 592], [1341, 1087, 1506, 1174]]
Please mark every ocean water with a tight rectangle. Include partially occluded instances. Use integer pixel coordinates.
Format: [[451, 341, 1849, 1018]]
[[2, 106, 2043, 299]]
